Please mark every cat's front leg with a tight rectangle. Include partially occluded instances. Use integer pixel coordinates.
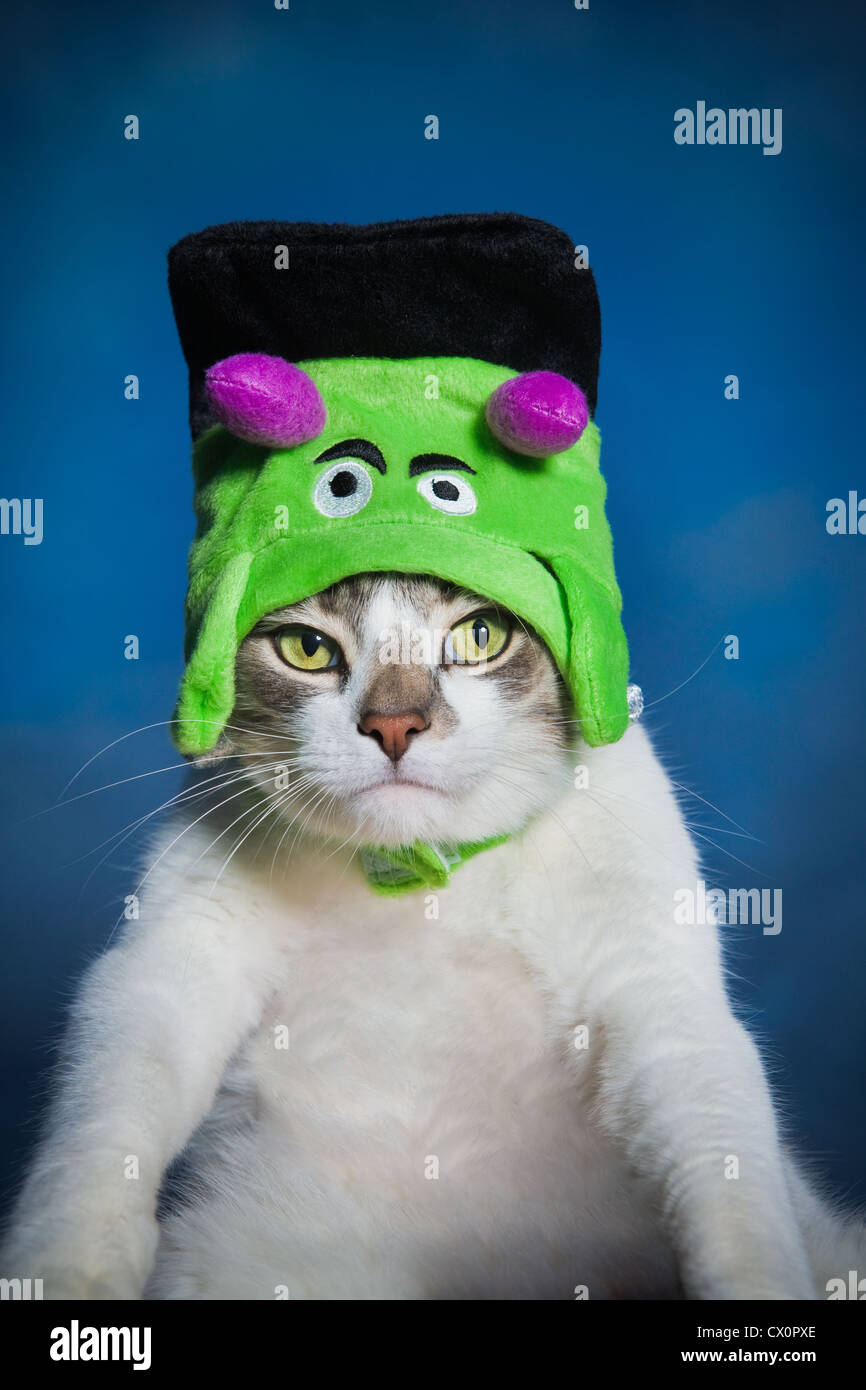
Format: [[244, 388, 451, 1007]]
[[0, 877, 284, 1299], [590, 982, 815, 1299]]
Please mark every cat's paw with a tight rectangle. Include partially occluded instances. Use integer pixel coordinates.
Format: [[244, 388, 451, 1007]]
[[1, 1214, 159, 1301]]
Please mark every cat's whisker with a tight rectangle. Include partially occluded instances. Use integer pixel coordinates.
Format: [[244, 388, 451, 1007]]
[[66, 756, 303, 871], [267, 779, 328, 883], [192, 773, 321, 883], [527, 724, 758, 852], [333, 819, 372, 887], [54, 721, 194, 805], [54, 719, 308, 806], [206, 786, 303, 900], [32, 749, 299, 822], [320, 814, 367, 867], [643, 639, 725, 710], [309, 790, 347, 856], [269, 785, 331, 884], [493, 747, 762, 850], [309, 786, 344, 847], [686, 830, 770, 879], [558, 779, 762, 845], [578, 788, 693, 876], [179, 785, 309, 981], [69, 759, 305, 906], [285, 784, 337, 864], [269, 799, 303, 885], [186, 773, 318, 894], [249, 777, 318, 867], [493, 751, 766, 874], [30, 760, 197, 821], [683, 823, 759, 841], [484, 768, 603, 884], [667, 780, 753, 838], [104, 773, 311, 946]]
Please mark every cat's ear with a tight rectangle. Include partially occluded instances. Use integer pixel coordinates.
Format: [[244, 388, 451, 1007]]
[[205, 353, 326, 449], [485, 371, 588, 457]]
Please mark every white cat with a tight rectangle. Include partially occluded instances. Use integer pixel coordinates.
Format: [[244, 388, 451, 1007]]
[[2, 575, 862, 1299]]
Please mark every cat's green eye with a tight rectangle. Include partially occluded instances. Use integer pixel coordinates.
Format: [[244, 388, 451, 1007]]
[[276, 625, 342, 672], [445, 611, 510, 665]]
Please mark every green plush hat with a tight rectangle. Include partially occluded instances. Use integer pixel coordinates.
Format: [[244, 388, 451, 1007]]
[[168, 213, 629, 764]]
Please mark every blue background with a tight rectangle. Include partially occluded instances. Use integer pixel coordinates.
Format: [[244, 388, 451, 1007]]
[[1, 0, 865, 1213]]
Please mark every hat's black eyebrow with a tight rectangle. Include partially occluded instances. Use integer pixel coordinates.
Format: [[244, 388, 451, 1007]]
[[409, 453, 476, 477], [314, 438, 386, 474]]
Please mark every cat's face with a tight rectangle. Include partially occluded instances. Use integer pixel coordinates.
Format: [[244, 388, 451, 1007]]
[[221, 574, 572, 849]]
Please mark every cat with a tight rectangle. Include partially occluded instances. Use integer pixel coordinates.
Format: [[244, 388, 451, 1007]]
[[2, 573, 863, 1300]]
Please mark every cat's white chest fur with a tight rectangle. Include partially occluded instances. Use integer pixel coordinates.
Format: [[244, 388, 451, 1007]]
[[151, 857, 679, 1299], [143, 726, 700, 1299]]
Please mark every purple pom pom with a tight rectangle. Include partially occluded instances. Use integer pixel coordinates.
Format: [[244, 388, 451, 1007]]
[[205, 353, 326, 449], [485, 371, 589, 457]]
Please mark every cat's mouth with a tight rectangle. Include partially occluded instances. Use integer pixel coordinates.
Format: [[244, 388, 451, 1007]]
[[355, 777, 446, 797]]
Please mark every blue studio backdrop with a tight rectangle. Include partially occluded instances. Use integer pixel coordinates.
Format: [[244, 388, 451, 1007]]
[[1, 0, 865, 1210]]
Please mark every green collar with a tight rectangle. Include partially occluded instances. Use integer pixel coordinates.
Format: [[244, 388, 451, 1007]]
[[359, 834, 509, 895]]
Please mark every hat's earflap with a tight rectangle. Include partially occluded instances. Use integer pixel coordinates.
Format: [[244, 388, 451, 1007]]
[[173, 550, 254, 757], [556, 556, 630, 747]]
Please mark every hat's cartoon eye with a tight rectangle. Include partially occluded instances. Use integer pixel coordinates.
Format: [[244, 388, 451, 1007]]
[[417, 472, 477, 516], [313, 460, 374, 517]]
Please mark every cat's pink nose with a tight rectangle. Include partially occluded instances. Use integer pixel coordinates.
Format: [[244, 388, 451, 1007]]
[[358, 710, 429, 761]]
